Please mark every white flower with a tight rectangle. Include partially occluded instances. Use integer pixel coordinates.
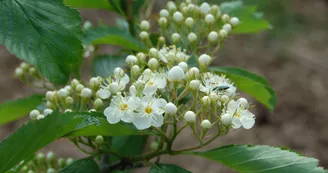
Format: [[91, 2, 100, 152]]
[[160, 9, 169, 17], [43, 109, 53, 116], [104, 95, 137, 124], [199, 72, 236, 96], [139, 72, 167, 96], [173, 12, 184, 22], [98, 74, 130, 99], [168, 66, 185, 82], [225, 100, 255, 129], [133, 96, 167, 130], [200, 2, 211, 14], [158, 47, 170, 63], [30, 110, 40, 120]]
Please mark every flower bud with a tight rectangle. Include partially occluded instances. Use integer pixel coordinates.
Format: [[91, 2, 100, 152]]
[[27, 170, 35, 173], [137, 52, 146, 61], [65, 109, 72, 113], [208, 31, 218, 42], [188, 32, 197, 43], [64, 85, 72, 93], [45, 91, 55, 102], [219, 29, 228, 38], [89, 77, 101, 89], [201, 119, 212, 129], [198, 54, 212, 66], [189, 80, 200, 90], [164, 102, 178, 115], [238, 97, 248, 109], [66, 158, 74, 166], [43, 109, 53, 116], [171, 33, 180, 43], [221, 14, 230, 23], [178, 62, 188, 72], [76, 84, 84, 92], [205, 14, 215, 24], [139, 31, 149, 40], [202, 96, 211, 106], [185, 17, 194, 27], [216, 10, 222, 18], [71, 79, 80, 88], [210, 92, 219, 102], [28, 67, 37, 76], [167, 1, 177, 12], [58, 158, 66, 168], [109, 82, 120, 93], [184, 111, 196, 122], [148, 58, 159, 70], [200, 2, 210, 14], [140, 20, 150, 30], [143, 68, 152, 76], [46, 151, 55, 163], [114, 67, 125, 78], [150, 141, 159, 150], [160, 9, 169, 17], [187, 67, 200, 79], [95, 135, 104, 144], [158, 17, 167, 27], [46, 101, 55, 109], [81, 88, 93, 98], [221, 113, 232, 125], [89, 109, 97, 112], [47, 168, 56, 173], [29, 110, 40, 120], [93, 99, 103, 109], [36, 114, 45, 120], [15, 67, 24, 77], [20, 62, 30, 70], [126, 55, 138, 66], [158, 36, 165, 44], [129, 85, 137, 96], [168, 66, 185, 82], [65, 97, 74, 106], [83, 21, 93, 30], [36, 153, 46, 164], [223, 23, 232, 33], [149, 48, 158, 57], [230, 17, 240, 26], [132, 65, 140, 75], [21, 166, 28, 172], [173, 11, 184, 22], [221, 95, 229, 103], [211, 5, 220, 13], [58, 89, 69, 98]]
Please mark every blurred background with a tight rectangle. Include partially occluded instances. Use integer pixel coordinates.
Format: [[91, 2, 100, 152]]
[[1, 0, 328, 172]]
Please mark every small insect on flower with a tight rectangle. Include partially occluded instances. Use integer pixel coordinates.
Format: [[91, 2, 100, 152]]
[[212, 85, 230, 92]]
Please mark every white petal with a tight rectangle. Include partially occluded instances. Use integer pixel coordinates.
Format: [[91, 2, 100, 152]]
[[199, 84, 209, 94], [150, 113, 164, 127], [119, 74, 130, 86], [154, 98, 167, 109], [104, 107, 121, 124], [97, 89, 111, 99], [143, 85, 157, 95], [121, 111, 134, 123], [133, 115, 152, 130], [154, 76, 167, 89], [232, 117, 242, 129], [241, 116, 255, 129], [227, 100, 238, 115]]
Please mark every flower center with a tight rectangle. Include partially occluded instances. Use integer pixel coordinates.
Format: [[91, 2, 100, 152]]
[[145, 106, 153, 114], [120, 103, 128, 111], [148, 81, 154, 86]]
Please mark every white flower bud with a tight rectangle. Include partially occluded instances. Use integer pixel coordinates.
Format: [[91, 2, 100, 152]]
[[185, 0, 192, 4], [58, 158, 66, 168], [148, 58, 159, 70], [188, 67, 200, 79], [47, 168, 56, 173], [94, 98, 103, 109], [188, 32, 197, 43], [221, 95, 229, 103], [36, 114, 45, 120], [76, 84, 84, 92], [221, 14, 230, 23], [95, 135, 104, 144], [210, 92, 219, 102], [29, 67, 37, 75], [184, 111, 196, 122], [149, 48, 158, 57], [238, 97, 248, 109], [173, 11, 184, 22], [219, 29, 228, 38], [29, 110, 40, 120], [89, 77, 100, 89], [185, 17, 194, 27], [64, 109, 72, 113], [66, 158, 74, 166], [230, 17, 240, 26], [129, 85, 137, 96], [58, 89, 69, 98], [216, 10, 222, 18], [126, 55, 138, 66], [45, 91, 55, 101], [137, 52, 146, 61], [211, 5, 220, 13], [160, 9, 169, 17], [83, 21, 93, 30], [132, 65, 140, 75], [15, 67, 24, 77], [223, 23, 232, 33], [89, 109, 97, 112], [208, 31, 219, 42], [189, 80, 200, 90], [20, 62, 30, 70], [167, 1, 177, 12], [139, 31, 149, 40], [64, 86, 72, 93], [143, 68, 152, 76], [43, 109, 53, 116], [65, 97, 74, 106], [164, 102, 178, 115], [158, 17, 167, 27], [71, 79, 80, 88], [171, 33, 180, 43], [221, 113, 232, 125], [46, 101, 54, 109], [198, 54, 212, 66], [178, 62, 188, 72], [205, 14, 215, 24], [109, 82, 120, 93], [168, 66, 185, 82], [36, 153, 46, 164], [202, 96, 211, 106], [200, 2, 211, 14], [140, 20, 150, 30], [46, 152, 55, 162], [81, 88, 93, 98], [158, 36, 165, 44], [113, 68, 124, 79], [201, 119, 212, 129]]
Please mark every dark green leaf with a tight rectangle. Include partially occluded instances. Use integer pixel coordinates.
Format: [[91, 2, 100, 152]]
[[0, 95, 43, 125], [220, 1, 271, 34], [64, 0, 114, 10], [0, 112, 100, 173], [210, 67, 276, 111], [0, 0, 83, 84], [149, 164, 191, 173], [187, 145, 327, 173], [83, 27, 147, 52], [92, 55, 126, 78], [111, 135, 147, 159], [108, 0, 145, 17], [60, 157, 99, 173]]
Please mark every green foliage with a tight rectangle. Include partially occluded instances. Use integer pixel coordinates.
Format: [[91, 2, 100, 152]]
[[0, 0, 83, 84], [187, 145, 327, 173], [83, 27, 147, 52], [64, 0, 114, 10], [60, 157, 99, 173], [108, 0, 145, 17], [92, 55, 126, 78], [220, 1, 271, 34], [149, 164, 191, 173], [210, 67, 276, 111], [0, 95, 43, 125]]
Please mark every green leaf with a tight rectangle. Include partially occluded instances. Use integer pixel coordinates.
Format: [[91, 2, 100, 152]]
[[108, 0, 145, 16], [60, 157, 99, 173], [220, 1, 271, 34], [64, 0, 114, 10], [0, 95, 43, 125], [92, 55, 126, 78], [187, 145, 327, 173], [210, 67, 276, 111], [149, 164, 191, 173], [0, 112, 100, 173], [0, 0, 83, 84], [82, 26, 147, 52]]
